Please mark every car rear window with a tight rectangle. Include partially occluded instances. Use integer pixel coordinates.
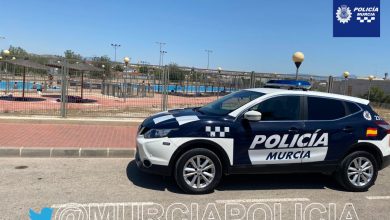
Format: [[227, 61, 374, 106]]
[[345, 102, 361, 114], [308, 97, 346, 120]]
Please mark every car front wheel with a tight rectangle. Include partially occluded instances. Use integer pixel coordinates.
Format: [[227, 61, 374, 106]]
[[174, 148, 222, 194]]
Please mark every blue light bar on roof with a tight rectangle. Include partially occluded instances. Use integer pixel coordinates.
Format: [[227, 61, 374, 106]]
[[264, 80, 311, 90]]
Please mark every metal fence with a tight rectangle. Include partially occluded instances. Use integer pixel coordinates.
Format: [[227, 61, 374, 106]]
[[0, 58, 389, 119]]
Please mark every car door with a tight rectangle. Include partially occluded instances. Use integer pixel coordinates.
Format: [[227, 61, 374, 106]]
[[302, 96, 358, 164], [233, 95, 306, 165]]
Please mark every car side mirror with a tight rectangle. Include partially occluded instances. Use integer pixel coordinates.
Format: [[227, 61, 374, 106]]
[[244, 110, 262, 121]]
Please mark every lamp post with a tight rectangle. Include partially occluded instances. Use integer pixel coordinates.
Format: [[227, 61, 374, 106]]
[[292, 52, 304, 80], [368, 75, 374, 101], [2, 50, 10, 90], [124, 57, 130, 101], [156, 42, 166, 89], [101, 64, 106, 84], [111, 43, 121, 62], [161, 51, 167, 87], [343, 71, 350, 95], [156, 42, 166, 67], [217, 67, 222, 98], [205, 49, 213, 70]]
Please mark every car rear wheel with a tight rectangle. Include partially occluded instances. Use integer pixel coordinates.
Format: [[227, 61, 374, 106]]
[[335, 151, 378, 192], [174, 148, 222, 194]]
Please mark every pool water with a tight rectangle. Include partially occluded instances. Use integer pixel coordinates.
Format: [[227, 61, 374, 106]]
[[0, 81, 44, 90], [151, 85, 234, 93]]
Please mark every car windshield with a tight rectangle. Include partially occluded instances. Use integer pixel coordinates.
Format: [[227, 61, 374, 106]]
[[198, 90, 264, 116]]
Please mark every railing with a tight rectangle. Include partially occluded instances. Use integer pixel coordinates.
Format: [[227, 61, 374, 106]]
[[0, 59, 389, 118]]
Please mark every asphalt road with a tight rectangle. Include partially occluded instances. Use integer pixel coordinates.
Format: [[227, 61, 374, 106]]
[[1, 158, 389, 220]]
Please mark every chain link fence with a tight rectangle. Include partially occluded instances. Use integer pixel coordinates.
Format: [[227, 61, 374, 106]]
[[0, 57, 389, 119]]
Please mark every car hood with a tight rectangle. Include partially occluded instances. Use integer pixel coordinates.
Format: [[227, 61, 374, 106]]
[[142, 108, 205, 129]]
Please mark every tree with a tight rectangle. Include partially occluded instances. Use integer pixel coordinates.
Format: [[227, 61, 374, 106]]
[[139, 65, 149, 74], [8, 45, 28, 57], [168, 63, 187, 81], [90, 55, 112, 79], [64, 50, 82, 61], [362, 87, 390, 105], [113, 64, 124, 72], [91, 55, 111, 70]]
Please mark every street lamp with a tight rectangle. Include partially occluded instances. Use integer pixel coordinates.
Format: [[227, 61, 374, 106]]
[[343, 71, 350, 95], [123, 57, 130, 100], [205, 49, 213, 70], [111, 43, 121, 62], [156, 42, 166, 66], [124, 57, 130, 65], [368, 75, 375, 101], [2, 50, 10, 73], [160, 51, 167, 85], [3, 49, 10, 56], [292, 52, 304, 80], [217, 67, 222, 98]]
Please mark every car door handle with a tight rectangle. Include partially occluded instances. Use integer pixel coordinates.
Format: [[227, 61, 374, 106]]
[[342, 126, 354, 133], [288, 127, 299, 133]]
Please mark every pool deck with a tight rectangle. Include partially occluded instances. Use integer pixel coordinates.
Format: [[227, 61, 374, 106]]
[[0, 119, 139, 156]]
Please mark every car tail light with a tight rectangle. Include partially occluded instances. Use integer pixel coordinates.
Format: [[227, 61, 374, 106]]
[[375, 120, 390, 132], [375, 121, 390, 147]]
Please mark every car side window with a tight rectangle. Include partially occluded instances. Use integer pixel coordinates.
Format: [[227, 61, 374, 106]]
[[251, 96, 301, 121], [307, 97, 347, 120]]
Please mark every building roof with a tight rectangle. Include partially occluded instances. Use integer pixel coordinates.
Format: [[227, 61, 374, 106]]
[[3, 59, 49, 71], [46, 62, 104, 72]]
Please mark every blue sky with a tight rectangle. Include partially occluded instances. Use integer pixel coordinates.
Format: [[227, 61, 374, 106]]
[[0, 0, 388, 77]]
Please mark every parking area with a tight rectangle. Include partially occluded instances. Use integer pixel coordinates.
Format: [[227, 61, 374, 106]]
[[1, 158, 389, 219]]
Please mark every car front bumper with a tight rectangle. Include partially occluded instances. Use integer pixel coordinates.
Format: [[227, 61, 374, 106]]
[[135, 151, 171, 176], [135, 135, 177, 176]]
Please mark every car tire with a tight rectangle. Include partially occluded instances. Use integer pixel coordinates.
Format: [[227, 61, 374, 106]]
[[174, 148, 222, 194], [335, 151, 378, 192]]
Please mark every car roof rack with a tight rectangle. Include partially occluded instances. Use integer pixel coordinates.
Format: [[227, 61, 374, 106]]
[[264, 80, 311, 91]]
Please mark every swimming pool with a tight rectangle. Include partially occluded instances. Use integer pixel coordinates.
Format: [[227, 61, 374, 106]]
[[0, 81, 43, 90], [153, 85, 230, 93], [0, 81, 40, 90]]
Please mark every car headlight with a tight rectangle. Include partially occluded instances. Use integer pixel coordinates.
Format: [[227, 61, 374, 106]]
[[143, 129, 176, 139]]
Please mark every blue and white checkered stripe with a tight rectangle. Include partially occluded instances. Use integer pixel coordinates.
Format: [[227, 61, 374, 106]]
[[357, 16, 375, 23], [205, 126, 230, 138]]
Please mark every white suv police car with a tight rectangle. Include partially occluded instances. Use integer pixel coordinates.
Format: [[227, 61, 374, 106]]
[[136, 88, 390, 194]]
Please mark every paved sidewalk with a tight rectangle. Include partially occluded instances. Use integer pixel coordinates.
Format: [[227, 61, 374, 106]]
[[0, 122, 138, 149]]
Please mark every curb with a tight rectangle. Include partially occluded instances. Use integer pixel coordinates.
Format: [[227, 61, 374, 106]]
[[0, 147, 135, 158]]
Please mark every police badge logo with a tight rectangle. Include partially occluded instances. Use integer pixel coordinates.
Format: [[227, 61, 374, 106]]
[[363, 111, 372, 121], [336, 5, 352, 24]]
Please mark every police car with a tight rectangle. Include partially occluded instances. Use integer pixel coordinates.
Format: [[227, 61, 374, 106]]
[[136, 88, 390, 194]]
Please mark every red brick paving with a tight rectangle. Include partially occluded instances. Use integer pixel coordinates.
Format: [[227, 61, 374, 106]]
[[0, 123, 138, 148], [0, 92, 216, 112]]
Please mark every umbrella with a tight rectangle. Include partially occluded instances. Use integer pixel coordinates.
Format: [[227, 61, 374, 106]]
[[46, 61, 104, 99]]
